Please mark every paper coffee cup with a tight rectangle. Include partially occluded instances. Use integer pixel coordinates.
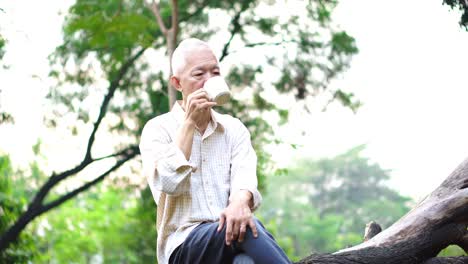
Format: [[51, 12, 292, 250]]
[[203, 76, 231, 105]]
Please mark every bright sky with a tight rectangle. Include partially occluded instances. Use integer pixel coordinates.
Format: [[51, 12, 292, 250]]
[[1, 0, 467, 200], [276, 0, 468, 199]]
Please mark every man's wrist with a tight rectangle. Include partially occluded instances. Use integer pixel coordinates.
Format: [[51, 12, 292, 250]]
[[183, 119, 196, 130], [231, 190, 253, 207]]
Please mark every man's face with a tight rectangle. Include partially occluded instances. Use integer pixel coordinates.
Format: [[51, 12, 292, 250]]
[[176, 46, 220, 99]]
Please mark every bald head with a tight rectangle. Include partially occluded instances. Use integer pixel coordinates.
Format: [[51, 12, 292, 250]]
[[171, 38, 218, 77]]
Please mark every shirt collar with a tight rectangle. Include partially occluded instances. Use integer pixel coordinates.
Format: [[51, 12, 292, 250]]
[[171, 101, 225, 132]]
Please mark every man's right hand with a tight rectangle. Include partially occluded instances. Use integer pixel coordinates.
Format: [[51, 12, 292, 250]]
[[183, 89, 216, 125]]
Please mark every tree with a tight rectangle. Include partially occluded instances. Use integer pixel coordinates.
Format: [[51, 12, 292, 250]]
[[259, 145, 411, 259], [1, 0, 359, 251], [302, 145, 410, 234]]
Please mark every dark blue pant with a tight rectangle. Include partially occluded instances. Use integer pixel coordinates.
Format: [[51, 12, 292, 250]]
[[169, 218, 291, 264]]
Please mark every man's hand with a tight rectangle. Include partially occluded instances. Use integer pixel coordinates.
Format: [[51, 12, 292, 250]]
[[177, 89, 216, 160], [183, 88, 216, 125], [217, 190, 258, 246]]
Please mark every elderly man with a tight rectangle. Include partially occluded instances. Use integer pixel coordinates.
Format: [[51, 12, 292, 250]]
[[139, 38, 290, 264]]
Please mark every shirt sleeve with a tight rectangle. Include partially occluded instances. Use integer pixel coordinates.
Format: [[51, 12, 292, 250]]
[[139, 118, 193, 196], [228, 119, 262, 211]]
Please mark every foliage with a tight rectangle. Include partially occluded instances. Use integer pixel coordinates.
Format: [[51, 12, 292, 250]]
[[438, 245, 467, 257], [0, 34, 5, 61], [0, 154, 38, 263], [258, 145, 412, 260], [0, 113, 14, 125], [0, 33, 14, 125], [443, 0, 468, 30], [32, 184, 157, 263]]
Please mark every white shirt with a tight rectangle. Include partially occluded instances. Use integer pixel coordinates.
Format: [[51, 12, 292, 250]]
[[139, 102, 262, 264]]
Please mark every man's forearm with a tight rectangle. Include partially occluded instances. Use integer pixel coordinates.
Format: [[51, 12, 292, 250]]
[[176, 121, 196, 160]]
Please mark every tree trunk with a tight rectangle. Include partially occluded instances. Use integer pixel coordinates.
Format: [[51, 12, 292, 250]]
[[147, 0, 179, 109], [298, 157, 468, 263], [167, 28, 177, 109]]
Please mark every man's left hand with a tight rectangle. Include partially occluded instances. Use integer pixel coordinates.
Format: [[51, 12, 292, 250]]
[[217, 190, 258, 246]]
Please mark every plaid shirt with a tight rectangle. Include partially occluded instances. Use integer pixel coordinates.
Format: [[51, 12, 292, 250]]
[[139, 102, 262, 264]]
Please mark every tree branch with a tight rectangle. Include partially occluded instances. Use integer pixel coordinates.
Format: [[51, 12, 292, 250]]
[[93, 146, 138, 162], [29, 160, 90, 211], [219, 2, 252, 62], [363, 221, 382, 242], [84, 47, 146, 162], [0, 47, 147, 253], [28, 48, 147, 212], [42, 145, 139, 212], [148, 0, 168, 36], [0, 146, 140, 252]]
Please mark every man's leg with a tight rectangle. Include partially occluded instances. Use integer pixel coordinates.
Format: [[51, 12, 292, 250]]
[[169, 222, 236, 264], [233, 218, 291, 264]]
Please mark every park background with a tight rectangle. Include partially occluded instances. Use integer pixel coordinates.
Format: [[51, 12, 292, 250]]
[[1, 0, 468, 262]]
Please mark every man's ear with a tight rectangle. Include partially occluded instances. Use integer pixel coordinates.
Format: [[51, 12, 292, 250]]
[[170, 76, 182, 92]]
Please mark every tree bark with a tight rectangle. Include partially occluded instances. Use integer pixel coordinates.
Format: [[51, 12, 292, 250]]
[[298, 157, 468, 264], [148, 0, 179, 109]]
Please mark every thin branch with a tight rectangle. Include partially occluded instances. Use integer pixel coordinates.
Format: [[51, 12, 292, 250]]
[[148, 0, 168, 36], [219, 6, 246, 62], [0, 146, 140, 252], [27, 47, 147, 214], [29, 160, 91, 210], [363, 221, 382, 242], [42, 146, 139, 212], [93, 145, 139, 162], [84, 47, 146, 162]]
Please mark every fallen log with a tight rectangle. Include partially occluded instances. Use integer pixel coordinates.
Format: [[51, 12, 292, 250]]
[[298, 157, 468, 264]]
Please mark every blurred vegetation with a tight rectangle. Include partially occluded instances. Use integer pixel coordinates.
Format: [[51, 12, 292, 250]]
[[258, 145, 412, 261], [0, 154, 38, 263], [32, 185, 156, 263], [0, 145, 418, 263]]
